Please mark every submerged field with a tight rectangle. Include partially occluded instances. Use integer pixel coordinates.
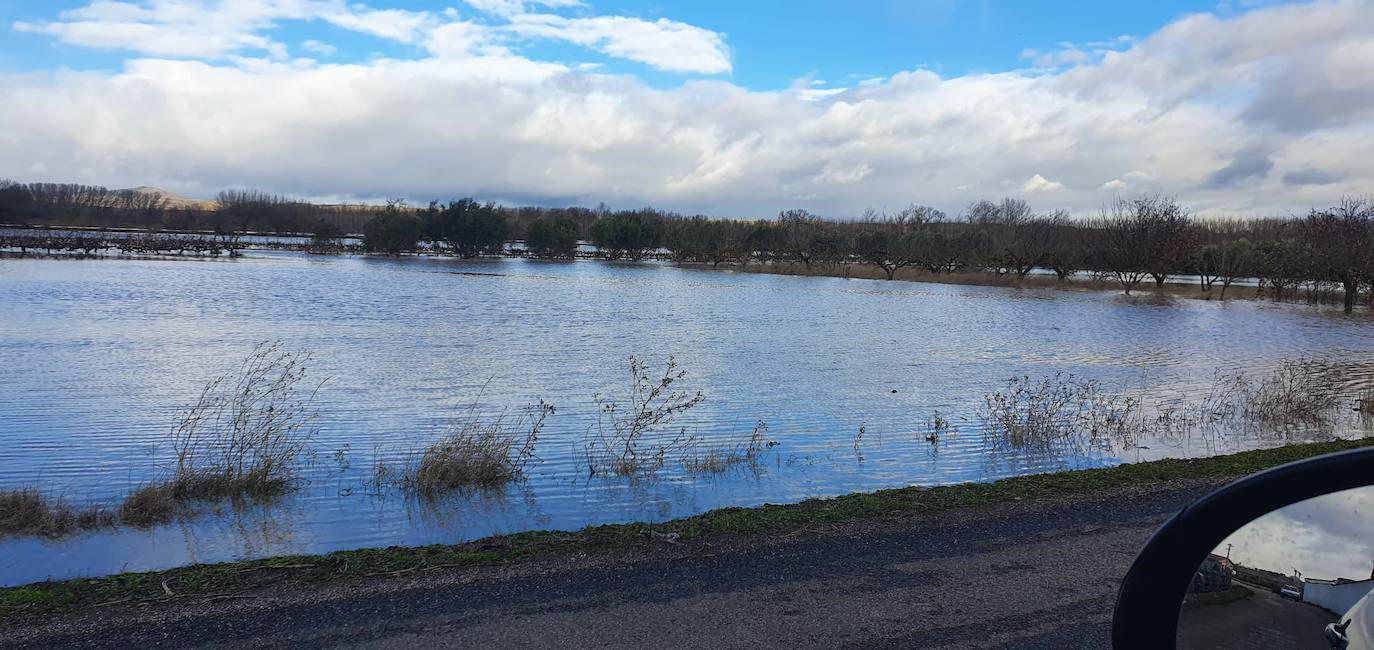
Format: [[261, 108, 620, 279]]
[[2, 250, 1373, 586]]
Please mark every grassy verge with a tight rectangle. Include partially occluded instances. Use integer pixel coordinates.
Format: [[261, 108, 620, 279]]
[[3, 437, 1369, 618], [1183, 584, 1255, 609]]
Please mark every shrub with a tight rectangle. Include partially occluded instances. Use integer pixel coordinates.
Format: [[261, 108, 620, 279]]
[[525, 214, 579, 258], [585, 355, 705, 476], [157, 342, 321, 502], [363, 201, 421, 255]]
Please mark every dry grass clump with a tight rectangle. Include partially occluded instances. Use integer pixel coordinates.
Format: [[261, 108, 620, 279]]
[[683, 420, 775, 474], [982, 359, 1352, 458], [145, 342, 322, 505], [117, 484, 178, 528], [584, 356, 705, 477], [980, 373, 1142, 455], [405, 400, 555, 497], [1240, 362, 1340, 425], [1359, 387, 1374, 419], [0, 489, 115, 538]]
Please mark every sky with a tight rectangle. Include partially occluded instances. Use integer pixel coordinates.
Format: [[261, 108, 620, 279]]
[[0, 0, 1371, 218], [1218, 485, 1374, 584]]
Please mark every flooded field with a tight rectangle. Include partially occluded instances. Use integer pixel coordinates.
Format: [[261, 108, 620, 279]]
[[2, 250, 1373, 586]]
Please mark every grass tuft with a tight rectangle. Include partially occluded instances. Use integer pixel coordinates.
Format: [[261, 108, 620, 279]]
[[0, 489, 115, 539], [138, 342, 321, 506], [683, 419, 775, 475], [405, 400, 554, 496], [118, 484, 179, 528]]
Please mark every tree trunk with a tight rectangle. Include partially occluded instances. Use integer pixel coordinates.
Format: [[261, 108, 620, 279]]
[[1345, 281, 1358, 313]]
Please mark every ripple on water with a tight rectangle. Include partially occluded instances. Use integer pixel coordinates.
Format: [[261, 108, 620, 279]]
[[2, 250, 1374, 585]]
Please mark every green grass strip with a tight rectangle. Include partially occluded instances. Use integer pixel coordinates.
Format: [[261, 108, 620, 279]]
[[4, 437, 1369, 617]]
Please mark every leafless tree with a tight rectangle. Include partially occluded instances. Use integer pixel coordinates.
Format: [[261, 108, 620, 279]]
[[1305, 196, 1374, 312]]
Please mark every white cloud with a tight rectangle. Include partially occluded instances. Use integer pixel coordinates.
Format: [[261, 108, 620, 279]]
[[13, 1, 731, 74], [1019, 46, 1089, 68], [301, 39, 336, 56], [1022, 174, 1065, 193], [1019, 35, 1132, 70], [1098, 179, 1128, 191], [2, 0, 1373, 219], [315, 7, 435, 43], [464, 0, 585, 18], [507, 14, 731, 74], [814, 162, 873, 185], [12, 1, 431, 60]]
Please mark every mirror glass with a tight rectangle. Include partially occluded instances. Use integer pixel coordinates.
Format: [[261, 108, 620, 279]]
[[1177, 485, 1374, 649]]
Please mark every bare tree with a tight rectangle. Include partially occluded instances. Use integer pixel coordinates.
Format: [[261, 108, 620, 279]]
[[1094, 198, 1151, 294], [1305, 196, 1374, 312], [1137, 194, 1193, 287], [775, 209, 840, 272]]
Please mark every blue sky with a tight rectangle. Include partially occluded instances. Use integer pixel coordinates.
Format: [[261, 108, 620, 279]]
[[0, 1, 1369, 218], [1, 1, 1253, 86]]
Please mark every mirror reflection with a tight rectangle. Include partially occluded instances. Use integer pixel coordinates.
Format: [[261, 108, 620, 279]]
[[1178, 485, 1374, 649]]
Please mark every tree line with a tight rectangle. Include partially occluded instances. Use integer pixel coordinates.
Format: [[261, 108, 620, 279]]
[[354, 193, 1374, 312], [4, 179, 1372, 312]]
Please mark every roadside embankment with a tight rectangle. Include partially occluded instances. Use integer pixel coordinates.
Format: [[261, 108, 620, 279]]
[[2, 437, 1367, 627]]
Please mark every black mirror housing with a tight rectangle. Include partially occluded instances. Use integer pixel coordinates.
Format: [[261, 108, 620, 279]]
[[1112, 446, 1374, 649]]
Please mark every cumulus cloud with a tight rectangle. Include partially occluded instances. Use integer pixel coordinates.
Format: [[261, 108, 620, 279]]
[[2, 0, 1373, 218], [1022, 174, 1065, 193]]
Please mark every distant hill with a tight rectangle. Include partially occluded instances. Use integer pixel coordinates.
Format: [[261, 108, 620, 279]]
[[125, 186, 217, 210]]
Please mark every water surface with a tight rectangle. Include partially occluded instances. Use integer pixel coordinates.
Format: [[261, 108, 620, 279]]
[[2, 251, 1372, 585]]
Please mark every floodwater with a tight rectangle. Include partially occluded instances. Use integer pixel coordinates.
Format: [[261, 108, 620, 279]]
[[2, 250, 1373, 586]]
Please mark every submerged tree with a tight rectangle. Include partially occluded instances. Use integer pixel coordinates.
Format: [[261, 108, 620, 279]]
[[1197, 238, 1255, 299], [774, 209, 843, 272], [1094, 198, 1152, 294], [524, 214, 579, 258], [362, 200, 421, 256], [422, 198, 509, 258], [309, 218, 344, 253], [1305, 196, 1374, 313], [590, 209, 663, 260]]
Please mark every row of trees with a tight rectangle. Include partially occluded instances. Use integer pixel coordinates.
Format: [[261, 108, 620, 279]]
[[6, 178, 1373, 312], [351, 193, 1374, 312]]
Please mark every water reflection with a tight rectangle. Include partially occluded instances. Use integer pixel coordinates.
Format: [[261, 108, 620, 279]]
[[3, 251, 1374, 584], [1178, 486, 1374, 649]]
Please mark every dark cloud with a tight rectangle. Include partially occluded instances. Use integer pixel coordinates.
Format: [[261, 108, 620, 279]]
[[1205, 150, 1274, 189], [1283, 168, 1345, 186]]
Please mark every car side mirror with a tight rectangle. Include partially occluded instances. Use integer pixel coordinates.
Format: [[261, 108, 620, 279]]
[[1112, 446, 1374, 649]]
